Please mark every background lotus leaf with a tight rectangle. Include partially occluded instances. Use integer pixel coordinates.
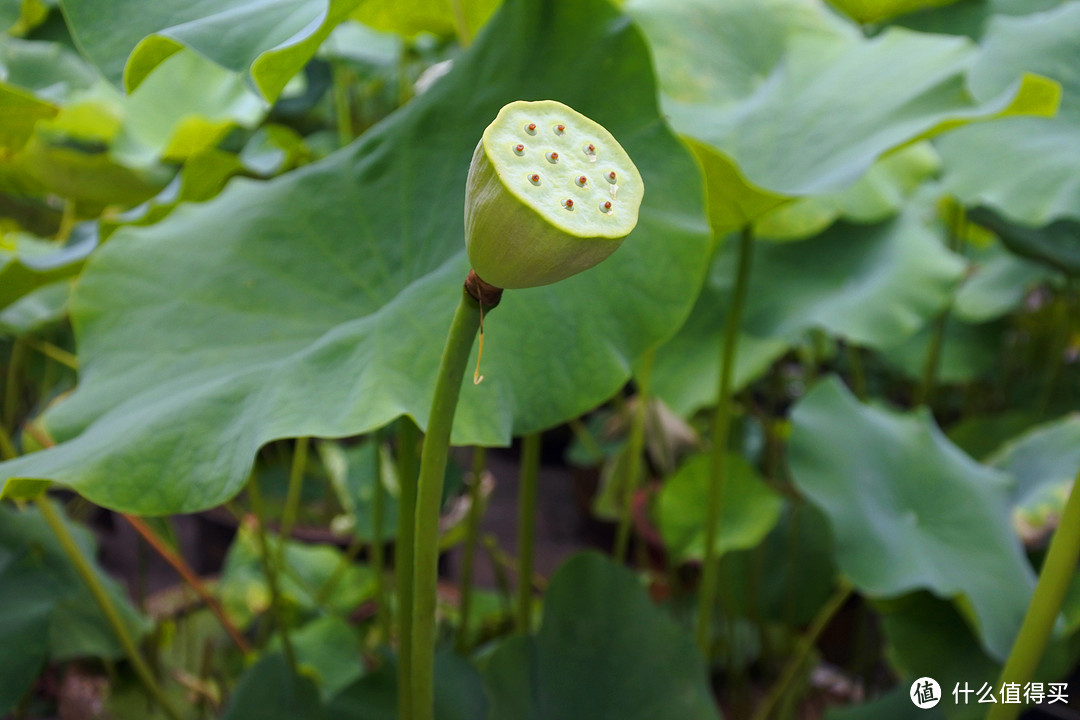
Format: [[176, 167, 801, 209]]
[[59, 0, 360, 100], [657, 452, 783, 560], [0, 503, 148, 714], [483, 552, 719, 720], [651, 198, 965, 417], [938, 3, 1080, 225], [788, 376, 1036, 659], [626, 0, 1056, 234]]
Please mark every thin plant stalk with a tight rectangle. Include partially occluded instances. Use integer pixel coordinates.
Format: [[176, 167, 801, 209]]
[[332, 64, 354, 147], [4, 338, 25, 430], [916, 204, 965, 406], [987, 470, 1080, 720], [750, 579, 853, 720], [456, 446, 487, 653], [847, 344, 867, 401], [36, 497, 183, 720], [411, 285, 487, 720], [396, 416, 420, 720], [614, 348, 654, 563], [697, 225, 755, 655], [371, 433, 391, 643], [246, 473, 298, 673], [515, 433, 542, 634], [0, 423, 16, 460], [121, 514, 250, 653], [278, 437, 309, 551]]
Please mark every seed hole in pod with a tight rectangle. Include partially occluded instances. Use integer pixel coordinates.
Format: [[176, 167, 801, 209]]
[[555, 124, 566, 134], [600, 200, 612, 213], [576, 175, 588, 187], [563, 198, 574, 210], [547, 152, 559, 163], [607, 171, 617, 183], [525, 123, 537, 134], [528, 173, 541, 185], [514, 144, 525, 155], [583, 143, 597, 161]]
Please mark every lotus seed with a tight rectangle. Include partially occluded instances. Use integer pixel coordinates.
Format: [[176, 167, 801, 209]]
[[547, 152, 559, 163], [563, 198, 574, 209], [555, 124, 566, 134], [576, 176, 588, 187], [529, 173, 541, 185], [514, 144, 525, 155], [526, 123, 537, 134], [600, 200, 612, 212], [607, 171, 617, 183]]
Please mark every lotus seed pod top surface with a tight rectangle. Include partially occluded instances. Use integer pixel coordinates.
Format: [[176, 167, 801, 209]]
[[480, 100, 644, 239]]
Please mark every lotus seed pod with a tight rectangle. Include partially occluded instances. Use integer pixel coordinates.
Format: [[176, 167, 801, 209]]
[[464, 100, 644, 289]]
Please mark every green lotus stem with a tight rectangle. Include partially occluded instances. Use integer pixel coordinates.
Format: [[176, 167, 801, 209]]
[[278, 437, 309, 557], [750, 579, 853, 720], [4, 338, 25, 430], [614, 348, 654, 563], [333, 64, 354, 146], [847, 345, 867, 401], [247, 473, 298, 673], [412, 280, 492, 720], [371, 432, 391, 643], [36, 497, 183, 720], [456, 446, 487, 653], [396, 416, 419, 720], [515, 433, 542, 634], [987, 469, 1080, 720], [0, 423, 16, 460], [697, 225, 755, 656]]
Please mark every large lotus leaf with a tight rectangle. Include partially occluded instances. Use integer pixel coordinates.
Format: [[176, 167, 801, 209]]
[[483, 552, 719, 720], [968, 205, 1080, 276], [267, 616, 364, 702], [986, 415, 1080, 534], [627, 0, 1056, 225], [789, 377, 1036, 659], [938, 4, 1080, 225], [0, 0, 710, 514], [0, 502, 148, 711], [352, 0, 500, 41], [651, 199, 965, 417], [657, 452, 783, 561], [826, 0, 961, 24], [753, 141, 940, 242], [827, 689, 944, 720], [0, 224, 95, 311], [59, 0, 360, 101]]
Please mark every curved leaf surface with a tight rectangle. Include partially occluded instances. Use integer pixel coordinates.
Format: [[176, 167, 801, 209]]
[[627, 0, 1055, 234], [483, 552, 719, 720], [789, 377, 1035, 659], [652, 199, 964, 417], [0, 0, 710, 514], [59, 0, 360, 100], [939, 3, 1080, 225]]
